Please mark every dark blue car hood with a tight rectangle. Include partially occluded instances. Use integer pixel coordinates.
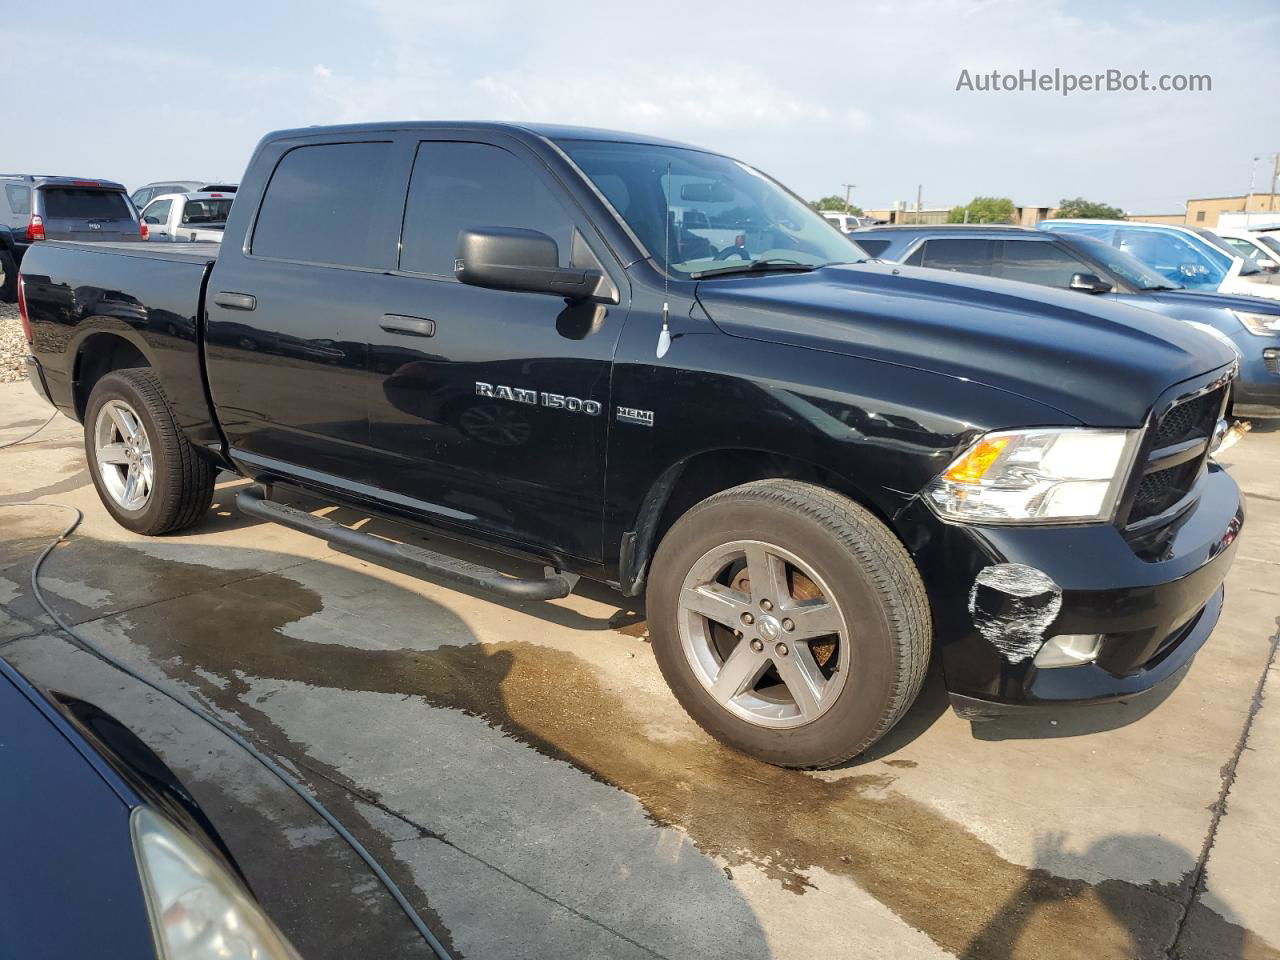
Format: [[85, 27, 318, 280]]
[[0, 663, 155, 958], [695, 261, 1236, 425]]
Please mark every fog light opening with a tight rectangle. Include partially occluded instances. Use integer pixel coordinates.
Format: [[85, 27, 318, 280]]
[[1035, 633, 1102, 669]]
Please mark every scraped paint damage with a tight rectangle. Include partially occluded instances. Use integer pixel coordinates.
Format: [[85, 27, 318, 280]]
[[969, 563, 1063, 663]]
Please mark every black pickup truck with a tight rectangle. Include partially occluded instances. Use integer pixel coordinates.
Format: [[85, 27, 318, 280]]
[[18, 122, 1243, 768]]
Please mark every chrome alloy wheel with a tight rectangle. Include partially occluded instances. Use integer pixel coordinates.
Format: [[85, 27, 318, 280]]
[[93, 399, 154, 511], [678, 540, 851, 729]]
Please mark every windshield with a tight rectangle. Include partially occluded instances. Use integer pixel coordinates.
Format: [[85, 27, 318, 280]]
[[558, 139, 865, 277], [1193, 228, 1259, 275], [1066, 235, 1182, 290], [1258, 234, 1280, 258]]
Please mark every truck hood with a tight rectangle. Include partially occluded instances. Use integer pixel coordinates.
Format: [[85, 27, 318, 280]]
[[695, 262, 1236, 425]]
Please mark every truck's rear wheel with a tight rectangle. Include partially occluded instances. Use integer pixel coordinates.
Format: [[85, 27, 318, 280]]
[[648, 479, 931, 768], [84, 368, 215, 535], [0, 250, 17, 302]]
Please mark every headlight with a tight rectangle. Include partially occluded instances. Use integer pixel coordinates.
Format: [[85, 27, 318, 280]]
[[131, 807, 302, 960], [1232, 309, 1280, 336], [927, 427, 1140, 524]]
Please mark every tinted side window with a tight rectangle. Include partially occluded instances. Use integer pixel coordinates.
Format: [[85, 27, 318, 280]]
[[918, 238, 996, 275], [5, 184, 31, 216], [400, 141, 575, 277], [992, 241, 1093, 287], [253, 141, 396, 268]]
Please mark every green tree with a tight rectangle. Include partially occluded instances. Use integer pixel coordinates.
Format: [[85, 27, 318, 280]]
[[947, 197, 1017, 224], [811, 195, 863, 215], [1052, 197, 1125, 219]]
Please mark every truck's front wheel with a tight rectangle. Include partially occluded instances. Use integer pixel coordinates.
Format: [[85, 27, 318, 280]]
[[84, 368, 216, 535], [648, 479, 931, 768]]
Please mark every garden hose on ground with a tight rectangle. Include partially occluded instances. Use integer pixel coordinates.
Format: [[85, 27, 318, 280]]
[[0, 492, 454, 960]]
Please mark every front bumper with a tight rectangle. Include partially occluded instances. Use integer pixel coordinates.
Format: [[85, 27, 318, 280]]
[[909, 462, 1243, 710]]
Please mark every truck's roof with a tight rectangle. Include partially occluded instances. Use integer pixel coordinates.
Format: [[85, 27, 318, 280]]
[[263, 121, 701, 151]]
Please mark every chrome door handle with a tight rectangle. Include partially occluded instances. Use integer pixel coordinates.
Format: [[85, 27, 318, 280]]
[[213, 292, 256, 311], [380, 314, 436, 337]]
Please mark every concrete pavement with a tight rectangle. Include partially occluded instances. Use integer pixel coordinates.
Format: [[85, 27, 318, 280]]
[[1, 377, 1277, 959]]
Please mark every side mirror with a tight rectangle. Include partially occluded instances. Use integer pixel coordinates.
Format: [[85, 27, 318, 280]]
[[455, 227, 608, 301], [1069, 272, 1113, 295], [1258, 260, 1279, 274]]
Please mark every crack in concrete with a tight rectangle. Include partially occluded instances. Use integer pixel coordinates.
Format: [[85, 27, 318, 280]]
[[287, 754, 678, 960], [1166, 615, 1280, 959]]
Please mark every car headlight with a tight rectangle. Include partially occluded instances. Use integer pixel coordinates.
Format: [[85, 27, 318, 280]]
[[1232, 309, 1280, 336], [927, 427, 1140, 524], [131, 807, 302, 960]]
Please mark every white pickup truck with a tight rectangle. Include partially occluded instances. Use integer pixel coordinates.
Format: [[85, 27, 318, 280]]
[[138, 191, 233, 242]]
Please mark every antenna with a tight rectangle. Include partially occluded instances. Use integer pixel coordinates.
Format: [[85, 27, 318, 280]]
[[656, 160, 672, 359]]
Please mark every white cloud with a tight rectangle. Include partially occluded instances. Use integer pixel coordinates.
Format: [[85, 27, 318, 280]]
[[312, 64, 332, 79]]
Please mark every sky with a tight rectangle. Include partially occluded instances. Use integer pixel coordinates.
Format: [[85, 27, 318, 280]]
[[2, 0, 1278, 214]]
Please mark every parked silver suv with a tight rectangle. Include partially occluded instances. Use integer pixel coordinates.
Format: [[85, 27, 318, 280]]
[[0, 175, 143, 301]]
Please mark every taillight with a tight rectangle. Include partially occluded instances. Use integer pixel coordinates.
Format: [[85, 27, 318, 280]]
[[17, 273, 32, 344], [140, 221, 149, 240], [26, 215, 45, 242]]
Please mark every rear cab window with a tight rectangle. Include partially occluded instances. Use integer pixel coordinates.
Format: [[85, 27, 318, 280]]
[[182, 198, 233, 224], [38, 188, 132, 220], [251, 141, 398, 269]]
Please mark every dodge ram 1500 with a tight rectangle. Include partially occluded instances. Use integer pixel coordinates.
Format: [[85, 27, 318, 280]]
[[18, 122, 1243, 767]]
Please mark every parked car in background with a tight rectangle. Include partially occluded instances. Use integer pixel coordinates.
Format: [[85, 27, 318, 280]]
[[853, 224, 1280, 409], [0, 175, 143, 301], [130, 181, 238, 210], [1042, 219, 1280, 301], [139, 191, 234, 242], [820, 211, 876, 233], [0, 657, 301, 959], [1214, 227, 1280, 273]]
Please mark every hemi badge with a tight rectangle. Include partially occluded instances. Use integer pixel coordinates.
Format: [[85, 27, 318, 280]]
[[617, 406, 654, 427]]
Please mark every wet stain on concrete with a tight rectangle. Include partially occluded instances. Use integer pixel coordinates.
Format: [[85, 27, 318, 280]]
[[17, 530, 1278, 960]]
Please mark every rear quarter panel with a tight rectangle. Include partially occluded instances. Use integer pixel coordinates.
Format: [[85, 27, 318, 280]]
[[21, 242, 221, 447]]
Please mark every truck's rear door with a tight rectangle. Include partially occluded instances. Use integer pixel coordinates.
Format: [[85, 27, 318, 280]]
[[202, 136, 403, 477], [36, 184, 140, 242]]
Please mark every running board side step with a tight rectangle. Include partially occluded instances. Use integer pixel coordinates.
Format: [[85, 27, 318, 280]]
[[235, 485, 579, 601]]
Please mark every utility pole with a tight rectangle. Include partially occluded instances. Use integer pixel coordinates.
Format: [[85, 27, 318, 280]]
[[1272, 153, 1279, 212], [916, 184, 923, 224], [841, 183, 855, 211], [1247, 156, 1260, 209]]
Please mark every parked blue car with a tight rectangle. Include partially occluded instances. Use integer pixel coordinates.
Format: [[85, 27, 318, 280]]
[[852, 224, 1280, 408], [0, 657, 301, 959], [1041, 219, 1280, 301]]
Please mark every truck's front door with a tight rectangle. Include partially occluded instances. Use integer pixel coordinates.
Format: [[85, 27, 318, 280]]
[[366, 135, 628, 561], [204, 137, 404, 480]]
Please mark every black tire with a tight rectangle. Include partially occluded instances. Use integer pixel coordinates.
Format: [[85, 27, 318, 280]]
[[648, 479, 931, 768], [84, 368, 216, 535], [0, 249, 16, 303]]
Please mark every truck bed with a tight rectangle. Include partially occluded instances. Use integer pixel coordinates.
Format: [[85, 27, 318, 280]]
[[20, 238, 222, 451], [44, 239, 222, 264]]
